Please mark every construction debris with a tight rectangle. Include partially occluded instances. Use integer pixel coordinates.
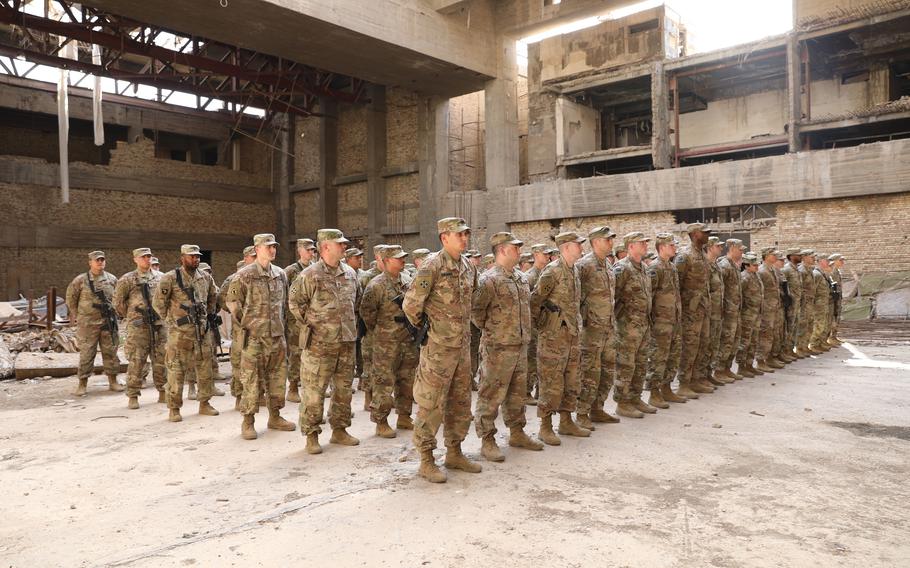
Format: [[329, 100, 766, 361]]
[[797, 0, 910, 32], [3, 327, 79, 354], [805, 96, 910, 125], [0, 336, 12, 380]]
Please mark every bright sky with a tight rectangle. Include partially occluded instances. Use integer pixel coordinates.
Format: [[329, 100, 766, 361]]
[[518, 0, 793, 64]]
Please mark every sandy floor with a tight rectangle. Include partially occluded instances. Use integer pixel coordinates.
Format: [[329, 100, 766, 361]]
[[1, 342, 909, 567]]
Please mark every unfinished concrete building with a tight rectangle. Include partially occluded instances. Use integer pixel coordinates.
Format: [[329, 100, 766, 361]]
[[1, 0, 909, 318]]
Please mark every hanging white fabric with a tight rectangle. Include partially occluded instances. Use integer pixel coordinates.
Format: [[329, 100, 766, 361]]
[[57, 40, 77, 204], [91, 44, 104, 146]]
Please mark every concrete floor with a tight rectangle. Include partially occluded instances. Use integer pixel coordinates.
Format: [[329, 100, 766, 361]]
[[1, 341, 909, 568]]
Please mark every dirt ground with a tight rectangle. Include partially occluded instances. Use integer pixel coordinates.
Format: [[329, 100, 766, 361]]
[[2, 341, 909, 568]]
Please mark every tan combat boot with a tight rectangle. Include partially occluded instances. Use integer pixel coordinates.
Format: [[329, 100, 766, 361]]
[[396, 414, 414, 430], [691, 380, 714, 394], [737, 364, 756, 378], [418, 449, 446, 483], [707, 372, 726, 386], [714, 368, 733, 380], [746, 364, 764, 376], [558, 411, 591, 437], [576, 413, 595, 431], [444, 445, 482, 473], [286, 383, 301, 403], [330, 428, 360, 446], [169, 408, 182, 422], [676, 382, 699, 399], [481, 436, 505, 462], [538, 415, 561, 446], [241, 414, 257, 440], [375, 419, 396, 439], [157, 390, 166, 404], [660, 384, 687, 403], [127, 396, 139, 410], [633, 398, 659, 414], [108, 375, 124, 392], [616, 401, 644, 419], [590, 407, 620, 423], [509, 427, 544, 451], [767, 358, 785, 369], [756, 360, 776, 373], [198, 401, 220, 416], [305, 432, 322, 454], [648, 388, 670, 409], [268, 408, 296, 431]]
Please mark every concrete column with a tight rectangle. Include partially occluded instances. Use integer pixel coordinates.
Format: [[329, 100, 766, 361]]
[[417, 96, 449, 248], [786, 32, 802, 153], [319, 98, 338, 228], [651, 60, 671, 169], [273, 113, 295, 266], [484, 35, 520, 191], [869, 62, 890, 106], [366, 85, 387, 250]]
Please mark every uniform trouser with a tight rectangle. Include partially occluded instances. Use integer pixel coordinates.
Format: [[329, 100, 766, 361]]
[[470, 324, 481, 381], [536, 324, 581, 418], [125, 322, 166, 397], [526, 330, 539, 397], [646, 320, 675, 389], [678, 303, 709, 385], [369, 336, 418, 422], [229, 326, 243, 397], [828, 302, 841, 340], [578, 325, 616, 414], [287, 319, 302, 389], [811, 303, 830, 347], [614, 319, 649, 402], [184, 330, 219, 385], [757, 305, 779, 360], [717, 308, 741, 370], [412, 339, 472, 452], [736, 314, 760, 366], [771, 307, 786, 358], [239, 335, 287, 416], [76, 324, 120, 379], [785, 302, 801, 352], [697, 313, 722, 378], [165, 332, 214, 409], [299, 340, 355, 435], [474, 342, 528, 439], [797, 299, 816, 350], [360, 332, 374, 394]]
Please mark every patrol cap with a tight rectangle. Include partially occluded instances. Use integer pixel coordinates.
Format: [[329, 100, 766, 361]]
[[198, 262, 212, 272], [742, 253, 759, 265], [378, 245, 408, 260], [490, 231, 524, 248], [253, 233, 278, 247], [296, 238, 316, 250], [466, 249, 482, 258], [622, 232, 650, 246], [88, 250, 106, 260], [614, 243, 627, 254], [437, 217, 470, 234], [150, 257, 160, 265], [373, 244, 388, 257], [547, 247, 559, 255], [531, 244, 550, 254], [726, 239, 744, 249], [707, 236, 722, 247], [785, 247, 803, 256], [772, 250, 784, 258], [519, 252, 533, 263], [828, 253, 843, 261], [554, 231, 586, 246], [243, 245, 257, 257], [800, 248, 816, 256], [344, 248, 364, 258], [317, 228, 350, 244], [236, 260, 244, 270], [588, 226, 616, 240], [760, 246, 778, 257], [132, 247, 152, 258], [181, 244, 202, 256], [411, 248, 431, 260], [655, 233, 678, 246], [686, 222, 710, 234]]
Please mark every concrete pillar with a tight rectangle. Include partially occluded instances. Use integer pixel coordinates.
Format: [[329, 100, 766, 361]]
[[869, 62, 890, 106], [366, 85, 387, 250], [319, 98, 338, 228], [651, 60, 671, 169], [417, 96, 449, 249], [484, 35, 520, 191], [274, 113, 295, 266], [786, 32, 802, 153]]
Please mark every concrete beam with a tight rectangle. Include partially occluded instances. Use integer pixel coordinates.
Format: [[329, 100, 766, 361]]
[[417, 96, 449, 248], [319, 99, 339, 228], [484, 35, 520, 191], [274, 113, 295, 266], [650, 61, 671, 169], [494, 0, 635, 36], [1, 224, 251, 252], [786, 32, 802, 153], [366, 85, 388, 248]]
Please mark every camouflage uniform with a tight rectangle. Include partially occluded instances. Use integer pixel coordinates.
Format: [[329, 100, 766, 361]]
[[797, 253, 817, 352], [827, 255, 844, 342], [674, 226, 711, 390], [219, 263, 244, 398], [226, 256, 290, 416], [524, 253, 547, 400], [576, 244, 617, 418], [357, 257, 383, 396], [284, 248, 315, 396], [113, 258, 165, 399], [757, 254, 781, 363], [403, 238, 476, 454], [810, 264, 831, 349], [701, 257, 725, 379], [771, 259, 788, 360], [66, 261, 121, 383], [152, 256, 218, 410], [736, 258, 764, 370], [288, 250, 361, 436], [613, 234, 652, 403], [780, 253, 803, 353], [646, 253, 680, 389], [472, 262, 531, 440], [716, 253, 743, 371], [360, 250, 418, 425]]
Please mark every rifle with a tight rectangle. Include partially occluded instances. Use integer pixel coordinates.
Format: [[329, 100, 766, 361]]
[[175, 269, 208, 348], [830, 280, 842, 319], [136, 282, 159, 355], [392, 294, 428, 345], [87, 273, 119, 344], [780, 280, 792, 312], [208, 311, 224, 356]]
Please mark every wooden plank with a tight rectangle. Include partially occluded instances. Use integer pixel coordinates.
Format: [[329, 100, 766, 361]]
[[15, 351, 127, 379], [1, 225, 251, 252]]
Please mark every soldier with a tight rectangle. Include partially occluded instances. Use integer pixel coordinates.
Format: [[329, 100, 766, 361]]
[[66, 250, 122, 397], [530, 231, 590, 443], [345, 247, 365, 274], [645, 233, 687, 409], [150, 257, 162, 276], [716, 239, 745, 381], [643, 251, 657, 266], [113, 247, 166, 408], [466, 249, 483, 391], [359, 245, 417, 438], [796, 249, 818, 357], [547, 247, 560, 263], [357, 245, 387, 410], [780, 248, 803, 358], [472, 232, 544, 461], [519, 252, 533, 272], [524, 243, 550, 405], [284, 238, 317, 404], [612, 232, 654, 418], [403, 217, 481, 483], [771, 251, 794, 364], [152, 244, 220, 422], [195, 262, 226, 396], [701, 236, 726, 387], [809, 255, 833, 354], [482, 253, 494, 271], [226, 234, 295, 440], [289, 229, 361, 454], [827, 254, 845, 345], [756, 248, 784, 372], [345, 247, 366, 381], [220, 260, 246, 408], [736, 253, 764, 377], [412, 248, 431, 270], [243, 245, 257, 265], [614, 243, 627, 262], [576, 226, 620, 430], [675, 223, 713, 398]]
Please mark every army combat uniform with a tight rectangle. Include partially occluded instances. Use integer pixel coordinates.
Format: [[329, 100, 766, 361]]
[[645, 234, 684, 406], [523, 244, 549, 402], [756, 250, 783, 370], [284, 238, 316, 403], [780, 251, 803, 356], [219, 261, 245, 401], [810, 261, 832, 352], [716, 244, 744, 378], [674, 224, 712, 396], [700, 242, 725, 385], [796, 251, 817, 355], [356, 249, 384, 402], [736, 255, 764, 376]]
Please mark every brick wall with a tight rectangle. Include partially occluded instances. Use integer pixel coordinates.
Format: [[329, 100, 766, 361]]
[[386, 87, 419, 167]]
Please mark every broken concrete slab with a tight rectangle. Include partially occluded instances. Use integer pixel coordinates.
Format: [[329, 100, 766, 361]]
[[14, 351, 126, 380]]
